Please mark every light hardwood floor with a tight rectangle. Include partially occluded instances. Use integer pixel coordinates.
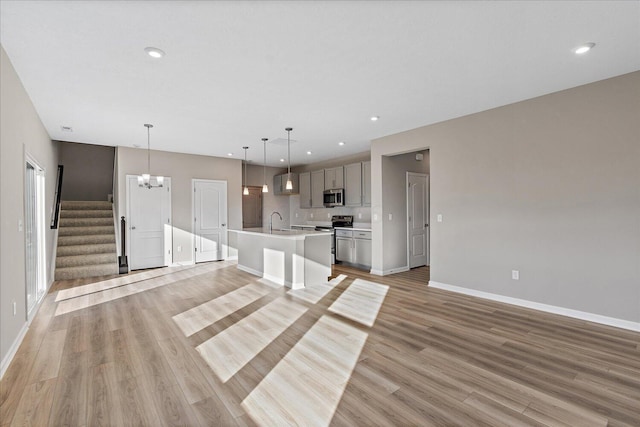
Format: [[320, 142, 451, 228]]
[[1, 261, 639, 426]]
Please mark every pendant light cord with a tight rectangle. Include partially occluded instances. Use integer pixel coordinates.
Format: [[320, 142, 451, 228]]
[[286, 127, 292, 176]]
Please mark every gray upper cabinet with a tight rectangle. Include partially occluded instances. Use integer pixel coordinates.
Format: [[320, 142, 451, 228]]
[[311, 170, 325, 208], [344, 162, 362, 207], [273, 173, 299, 195], [362, 161, 371, 206], [299, 172, 311, 208], [324, 166, 344, 189]]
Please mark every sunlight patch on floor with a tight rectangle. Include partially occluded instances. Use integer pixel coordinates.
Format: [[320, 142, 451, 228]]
[[242, 315, 367, 427], [54, 261, 232, 316], [328, 279, 389, 327], [196, 297, 308, 382], [287, 274, 347, 304], [172, 282, 272, 337]]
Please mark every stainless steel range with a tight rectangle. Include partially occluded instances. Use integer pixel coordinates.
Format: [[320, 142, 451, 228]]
[[315, 215, 353, 264]]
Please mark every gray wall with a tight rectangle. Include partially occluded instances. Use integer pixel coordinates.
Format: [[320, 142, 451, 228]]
[[1, 46, 59, 366], [382, 150, 429, 271], [116, 147, 243, 264], [58, 141, 115, 201], [371, 71, 640, 323]]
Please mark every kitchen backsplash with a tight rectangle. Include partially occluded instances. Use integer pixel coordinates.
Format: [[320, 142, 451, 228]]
[[289, 195, 372, 227]]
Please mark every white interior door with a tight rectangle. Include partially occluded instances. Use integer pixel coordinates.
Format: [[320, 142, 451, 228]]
[[127, 176, 172, 270], [407, 173, 429, 268], [194, 180, 227, 263]]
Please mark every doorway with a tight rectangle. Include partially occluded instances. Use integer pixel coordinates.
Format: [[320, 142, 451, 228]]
[[126, 175, 172, 270], [193, 179, 228, 263], [25, 156, 46, 317], [242, 186, 263, 228], [407, 172, 429, 268]]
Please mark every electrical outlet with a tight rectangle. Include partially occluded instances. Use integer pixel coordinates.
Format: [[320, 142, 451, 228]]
[[295, 213, 299, 218], [18, 220, 23, 232], [358, 213, 362, 219], [327, 213, 331, 218], [373, 214, 378, 221], [512, 270, 520, 280], [437, 214, 443, 223], [177, 245, 182, 252], [310, 213, 314, 219], [388, 213, 393, 221], [13, 301, 17, 316]]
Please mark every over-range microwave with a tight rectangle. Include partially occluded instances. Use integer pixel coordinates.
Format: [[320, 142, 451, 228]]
[[323, 188, 344, 207]]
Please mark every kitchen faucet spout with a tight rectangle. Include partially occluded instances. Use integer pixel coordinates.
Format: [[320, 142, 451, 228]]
[[269, 211, 282, 233]]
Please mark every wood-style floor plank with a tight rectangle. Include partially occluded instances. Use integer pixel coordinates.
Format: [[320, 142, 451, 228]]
[[1, 261, 638, 427]]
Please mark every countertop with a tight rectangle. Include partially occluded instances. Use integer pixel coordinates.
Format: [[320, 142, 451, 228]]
[[291, 224, 372, 232], [229, 228, 330, 240]]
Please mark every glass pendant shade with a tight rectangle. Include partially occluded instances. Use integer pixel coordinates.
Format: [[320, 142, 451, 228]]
[[262, 184, 269, 193], [285, 176, 293, 190]]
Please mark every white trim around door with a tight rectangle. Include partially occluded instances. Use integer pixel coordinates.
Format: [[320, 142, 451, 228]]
[[406, 172, 429, 269]]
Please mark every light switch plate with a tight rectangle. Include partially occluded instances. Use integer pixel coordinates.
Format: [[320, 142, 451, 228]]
[[512, 270, 520, 280], [437, 214, 443, 223]]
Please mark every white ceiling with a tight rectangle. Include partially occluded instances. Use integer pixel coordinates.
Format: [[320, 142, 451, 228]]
[[1, 1, 639, 166]]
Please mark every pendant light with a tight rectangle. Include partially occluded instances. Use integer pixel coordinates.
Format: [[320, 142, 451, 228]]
[[137, 124, 164, 188], [242, 146, 249, 195], [285, 127, 293, 190], [262, 138, 269, 193]]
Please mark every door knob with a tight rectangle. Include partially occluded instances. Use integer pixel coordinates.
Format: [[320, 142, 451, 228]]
[[131, 226, 136, 230], [221, 224, 226, 227]]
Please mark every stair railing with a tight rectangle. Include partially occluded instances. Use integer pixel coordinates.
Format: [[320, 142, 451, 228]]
[[118, 216, 128, 274], [50, 165, 64, 229]]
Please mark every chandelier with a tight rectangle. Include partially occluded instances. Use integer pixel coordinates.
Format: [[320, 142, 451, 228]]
[[138, 123, 164, 188]]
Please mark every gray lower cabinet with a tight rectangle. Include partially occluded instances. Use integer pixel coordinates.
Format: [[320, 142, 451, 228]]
[[336, 229, 371, 269]]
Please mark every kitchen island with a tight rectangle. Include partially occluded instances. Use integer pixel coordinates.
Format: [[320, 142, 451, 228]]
[[229, 228, 331, 289]]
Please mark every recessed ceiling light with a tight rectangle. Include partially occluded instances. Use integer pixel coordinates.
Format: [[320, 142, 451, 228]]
[[227, 153, 233, 156], [280, 158, 285, 162], [338, 141, 345, 146], [307, 151, 312, 155], [144, 47, 165, 58], [574, 43, 595, 55], [370, 116, 379, 121]]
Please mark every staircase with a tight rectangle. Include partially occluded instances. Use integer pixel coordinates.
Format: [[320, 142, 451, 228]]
[[55, 201, 119, 280]]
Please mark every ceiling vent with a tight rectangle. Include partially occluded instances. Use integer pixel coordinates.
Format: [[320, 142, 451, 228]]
[[61, 126, 73, 132], [269, 137, 298, 146]]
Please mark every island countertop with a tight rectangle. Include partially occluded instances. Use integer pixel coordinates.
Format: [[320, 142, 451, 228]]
[[229, 228, 330, 240]]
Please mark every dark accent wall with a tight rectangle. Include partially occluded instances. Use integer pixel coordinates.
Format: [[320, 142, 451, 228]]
[[59, 141, 115, 201]]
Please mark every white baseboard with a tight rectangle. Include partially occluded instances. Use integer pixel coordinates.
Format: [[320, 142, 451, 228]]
[[225, 255, 238, 261], [0, 322, 29, 380], [370, 266, 410, 276], [429, 281, 640, 332], [237, 264, 263, 278]]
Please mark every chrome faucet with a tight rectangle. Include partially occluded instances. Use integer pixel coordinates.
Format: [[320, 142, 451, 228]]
[[269, 211, 282, 233]]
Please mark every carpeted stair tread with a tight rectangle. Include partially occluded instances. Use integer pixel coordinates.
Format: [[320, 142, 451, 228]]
[[56, 243, 117, 257], [59, 217, 113, 227], [56, 253, 117, 269], [55, 200, 119, 281], [61, 200, 113, 210], [60, 209, 112, 218], [58, 225, 114, 237], [58, 234, 116, 246], [55, 263, 119, 281]]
